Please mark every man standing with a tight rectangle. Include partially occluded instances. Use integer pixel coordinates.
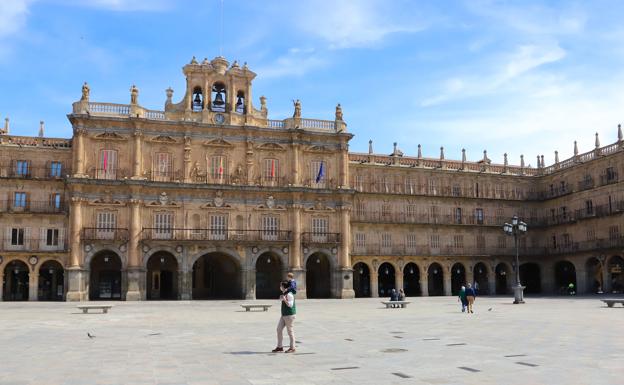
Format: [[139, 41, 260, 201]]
[[465, 283, 476, 313], [272, 281, 296, 353]]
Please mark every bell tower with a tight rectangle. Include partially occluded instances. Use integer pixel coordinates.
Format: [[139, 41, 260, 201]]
[[164, 56, 267, 126]]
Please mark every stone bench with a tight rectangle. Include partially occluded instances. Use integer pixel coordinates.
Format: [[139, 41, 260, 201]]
[[77, 305, 113, 314], [241, 304, 272, 312], [381, 301, 411, 308], [601, 299, 624, 308]]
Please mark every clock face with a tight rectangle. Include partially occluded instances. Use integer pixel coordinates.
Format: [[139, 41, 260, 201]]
[[214, 113, 225, 124], [29, 256, 38, 265]]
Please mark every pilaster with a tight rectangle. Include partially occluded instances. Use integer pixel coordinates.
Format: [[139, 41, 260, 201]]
[[444, 271, 452, 296], [371, 271, 379, 298], [125, 268, 144, 301], [72, 127, 88, 178], [130, 130, 145, 180], [28, 271, 38, 301], [179, 269, 192, 300], [421, 276, 429, 297], [65, 267, 87, 301]]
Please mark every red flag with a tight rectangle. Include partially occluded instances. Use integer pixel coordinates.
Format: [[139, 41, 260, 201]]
[[218, 157, 224, 177], [103, 151, 108, 171], [270, 159, 275, 178]]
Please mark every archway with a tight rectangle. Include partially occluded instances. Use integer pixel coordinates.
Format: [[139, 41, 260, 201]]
[[585, 257, 603, 293], [353, 262, 371, 298], [519, 263, 541, 294], [90, 251, 122, 300], [256, 253, 283, 299], [192, 253, 242, 299], [495, 263, 510, 294], [608, 255, 624, 293], [306, 253, 331, 298], [38, 260, 64, 301], [403, 263, 420, 296], [554, 261, 577, 295], [147, 252, 178, 300], [378, 262, 396, 297], [428, 263, 444, 296], [3, 260, 29, 301], [451, 263, 466, 295], [473, 263, 489, 295]]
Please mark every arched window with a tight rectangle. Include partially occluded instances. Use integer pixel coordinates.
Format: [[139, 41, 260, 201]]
[[235, 90, 245, 114], [192, 87, 203, 112], [211, 82, 226, 112]]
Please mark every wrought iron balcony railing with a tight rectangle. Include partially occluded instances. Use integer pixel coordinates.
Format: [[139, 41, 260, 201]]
[[82, 227, 129, 241], [0, 200, 67, 214], [301, 232, 340, 244], [141, 228, 292, 242]]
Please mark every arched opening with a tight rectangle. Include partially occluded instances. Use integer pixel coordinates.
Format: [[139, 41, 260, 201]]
[[256, 253, 283, 299], [90, 251, 122, 300], [378, 262, 396, 297], [146, 252, 178, 300], [519, 263, 541, 294], [192, 253, 241, 299], [353, 262, 371, 298], [585, 257, 603, 293], [608, 255, 624, 293], [192, 86, 204, 112], [235, 90, 245, 114], [211, 82, 226, 112], [403, 263, 421, 296], [428, 263, 444, 296], [554, 261, 577, 295], [306, 253, 331, 298], [3, 260, 29, 301], [451, 263, 466, 295], [495, 263, 509, 294], [38, 260, 64, 301], [473, 262, 489, 295]]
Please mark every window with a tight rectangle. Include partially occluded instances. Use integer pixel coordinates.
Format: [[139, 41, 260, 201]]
[[154, 212, 173, 240], [453, 235, 463, 249], [495, 208, 504, 222], [235, 215, 244, 236], [210, 155, 227, 182], [49, 162, 62, 177], [452, 184, 461, 197], [191, 214, 202, 237], [381, 233, 392, 249], [46, 228, 59, 246], [15, 160, 29, 177], [355, 201, 366, 218], [209, 215, 227, 240], [354, 175, 364, 191], [311, 160, 326, 188], [381, 203, 391, 218], [51, 193, 61, 210], [406, 204, 417, 219], [475, 182, 479, 198], [11, 228, 25, 245], [428, 179, 437, 195], [552, 235, 557, 249], [476, 235, 485, 249], [562, 233, 571, 248], [355, 233, 366, 249], [609, 225, 620, 240], [606, 166, 617, 182], [430, 234, 440, 249], [430, 205, 439, 221], [561, 206, 567, 220], [405, 178, 416, 194], [154, 152, 172, 181], [96, 211, 117, 239], [560, 181, 566, 192], [312, 217, 329, 242], [497, 236, 506, 249], [586, 200, 594, 215], [13, 192, 27, 208], [98, 149, 118, 180], [475, 208, 484, 225], [262, 216, 279, 240], [455, 207, 462, 224], [263, 158, 279, 182], [586, 229, 596, 241], [406, 233, 417, 249]]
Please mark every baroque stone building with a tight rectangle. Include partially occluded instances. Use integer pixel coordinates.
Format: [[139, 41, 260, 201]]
[[1, 56, 623, 301]]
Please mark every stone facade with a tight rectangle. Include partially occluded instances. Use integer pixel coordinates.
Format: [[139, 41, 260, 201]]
[[1, 56, 623, 301]]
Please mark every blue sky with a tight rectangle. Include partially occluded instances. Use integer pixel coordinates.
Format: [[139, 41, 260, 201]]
[[1, 0, 623, 166]]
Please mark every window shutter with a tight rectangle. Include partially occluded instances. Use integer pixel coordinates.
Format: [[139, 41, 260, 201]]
[[59, 228, 66, 250], [24, 227, 31, 249], [25, 192, 30, 211], [4, 227, 10, 249], [40, 227, 46, 249]]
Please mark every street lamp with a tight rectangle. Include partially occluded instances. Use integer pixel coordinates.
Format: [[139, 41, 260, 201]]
[[503, 215, 528, 304]]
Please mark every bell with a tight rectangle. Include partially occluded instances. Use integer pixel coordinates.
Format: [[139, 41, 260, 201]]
[[213, 92, 225, 106], [193, 93, 202, 106], [236, 96, 243, 108]]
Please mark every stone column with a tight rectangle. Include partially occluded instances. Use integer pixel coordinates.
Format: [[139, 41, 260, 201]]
[[243, 267, 256, 300], [396, 272, 404, 291], [291, 144, 300, 186], [421, 274, 429, 296], [126, 199, 143, 300], [66, 197, 86, 301], [72, 127, 87, 177], [179, 269, 192, 300], [576, 268, 587, 295], [291, 206, 302, 270], [29, 270, 38, 301], [339, 143, 349, 188], [131, 130, 143, 180], [466, 266, 474, 287], [444, 269, 452, 296], [371, 271, 379, 298], [542, 264, 555, 294], [487, 272, 496, 296], [339, 206, 355, 298]]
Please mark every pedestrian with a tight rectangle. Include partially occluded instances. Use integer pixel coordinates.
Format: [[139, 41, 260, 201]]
[[458, 285, 467, 312], [465, 283, 476, 313], [397, 288, 406, 308], [286, 272, 297, 295], [389, 288, 398, 308], [272, 280, 296, 353]]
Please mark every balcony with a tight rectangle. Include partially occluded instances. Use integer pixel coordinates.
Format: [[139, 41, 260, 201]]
[[141, 228, 292, 242], [301, 232, 340, 244], [543, 237, 624, 255], [351, 243, 519, 257], [599, 172, 619, 186], [577, 177, 595, 191], [0, 166, 70, 180], [82, 227, 129, 241], [1, 237, 67, 252], [351, 211, 506, 226], [0, 200, 67, 214]]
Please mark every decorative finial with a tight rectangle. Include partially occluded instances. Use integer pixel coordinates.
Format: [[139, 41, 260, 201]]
[[243, 62, 249, 70], [554, 150, 559, 164], [202, 57, 209, 65], [368, 139, 373, 154], [231, 60, 240, 69], [618, 124, 623, 141], [1, 117, 8, 134], [81, 82, 90, 101], [483, 150, 487, 161], [165, 87, 173, 104], [130, 84, 139, 105], [504, 153, 508, 166], [574, 140, 578, 156], [541, 155, 545, 168], [462, 148, 466, 162], [417, 144, 422, 159], [190, 56, 198, 64], [537, 155, 541, 168], [260, 95, 267, 111], [335, 103, 343, 121], [440, 146, 444, 160], [595, 132, 600, 148], [38, 121, 45, 137], [520, 154, 525, 168]]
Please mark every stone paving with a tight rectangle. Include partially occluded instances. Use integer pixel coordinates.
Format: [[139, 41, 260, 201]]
[[0, 296, 623, 385]]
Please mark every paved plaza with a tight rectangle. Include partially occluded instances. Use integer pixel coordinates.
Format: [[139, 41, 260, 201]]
[[0, 296, 622, 385]]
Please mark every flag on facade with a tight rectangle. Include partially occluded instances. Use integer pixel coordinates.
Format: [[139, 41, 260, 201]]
[[103, 151, 108, 171], [315, 161, 324, 183], [218, 157, 224, 177], [270, 159, 275, 178]]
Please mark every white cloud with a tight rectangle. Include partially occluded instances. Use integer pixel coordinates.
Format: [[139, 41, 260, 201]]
[[0, 0, 31, 39], [255, 49, 326, 79]]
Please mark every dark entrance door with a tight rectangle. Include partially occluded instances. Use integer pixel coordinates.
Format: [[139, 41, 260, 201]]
[[3, 260, 29, 301], [306, 253, 331, 298], [90, 252, 122, 300]]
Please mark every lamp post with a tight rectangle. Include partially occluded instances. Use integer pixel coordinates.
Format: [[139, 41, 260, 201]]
[[503, 215, 527, 304]]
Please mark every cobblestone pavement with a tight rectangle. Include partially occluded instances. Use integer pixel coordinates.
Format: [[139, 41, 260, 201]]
[[0, 296, 622, 385]]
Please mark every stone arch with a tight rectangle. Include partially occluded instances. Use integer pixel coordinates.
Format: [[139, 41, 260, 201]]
[[146, 251, 179, 300], [607, 255, 624, 293], [377, 262, 396, 297], [3, 259, 30, 301], [188, 247, 243, 272], [305, 250, 333, 298], [554, 260, 577, 295], [250, 247, 289, 270], [353, 261, 371, 298], [84, 245, 128, 270], [473, 262, 489, 295], [255, 251, 284, 299], [37, 259, 65, 301], [520, 262, 542, 294], [192, 251, 243, 299], [427, 262, 444, 296], [585, 257, 603, 293], [89, 250, 123, 300], [450, 262, 466, 295], [403, 262, 421, 297], [495, 262, 511, 294], [142, 246, 182, 269]]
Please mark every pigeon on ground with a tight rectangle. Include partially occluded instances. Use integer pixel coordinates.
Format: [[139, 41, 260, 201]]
[[87, 332, 95, 339], [488, 308, 493, 311]]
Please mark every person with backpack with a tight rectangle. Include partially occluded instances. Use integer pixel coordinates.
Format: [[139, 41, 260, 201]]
[[272, 280, 296, 353]]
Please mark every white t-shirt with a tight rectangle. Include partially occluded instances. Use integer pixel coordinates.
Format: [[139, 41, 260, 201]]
[[283, 292, 294, 308]]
